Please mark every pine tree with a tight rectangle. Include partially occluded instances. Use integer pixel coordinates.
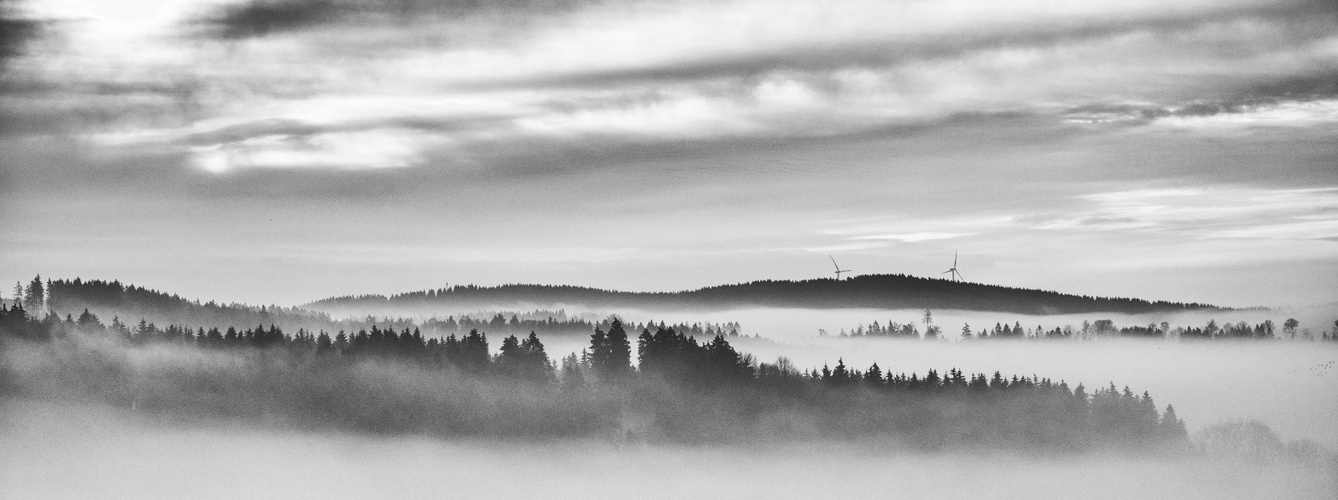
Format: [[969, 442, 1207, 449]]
[[589, 319, 632, 381], [496, 335, 523, 376], [559, 353, 586, 390], [23, 275, 44, 314], [76, 309, 101, 329], [460, 329, 490, 372], [605, 318, 632, 377], [864, 363, 883, 385], [519, 332, 553, 382], [316, 331, 333, 353], [830, 358, 850, 385], [1159, 404, 1188, 441]]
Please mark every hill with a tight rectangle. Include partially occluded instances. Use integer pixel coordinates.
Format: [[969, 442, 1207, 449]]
[[44, 278, 341, 332], [305, 274, 1217, 316], [37, 278, 623, 338]]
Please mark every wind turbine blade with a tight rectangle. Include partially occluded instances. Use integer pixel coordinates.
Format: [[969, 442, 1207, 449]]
[[942, 270, 952, 274], [956, 271, 964, 281], [830, 255, 840, 271]]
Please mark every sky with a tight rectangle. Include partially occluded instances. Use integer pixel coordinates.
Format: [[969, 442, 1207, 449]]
[[0, 0, 1335, 308]]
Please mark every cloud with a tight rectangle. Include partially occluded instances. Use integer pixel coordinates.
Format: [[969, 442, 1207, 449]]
[[1063, 73, 1338, 127], [1210, 219, 1338, 240], [204, 0, 341, 38], [2, 0, 1333, 179], [850, 232, 974, 243], [1030, 188, 1338, 240], [447, 0, 1336, 92], [198, 0, 601, 39], [0, 0, 41, 72], [1153, 99, 1338, 129]]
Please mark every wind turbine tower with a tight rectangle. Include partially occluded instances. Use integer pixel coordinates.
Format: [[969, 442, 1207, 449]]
[[830, 255, 853, 281], [942, 250, 965, 282]]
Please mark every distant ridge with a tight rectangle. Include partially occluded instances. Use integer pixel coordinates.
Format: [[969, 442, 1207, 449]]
[[305, 274, 1217, 315], [44, 278, 336, 331]]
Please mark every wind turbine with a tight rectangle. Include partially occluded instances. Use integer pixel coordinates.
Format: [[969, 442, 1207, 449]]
[[830, 255, 852, 281], [942, 250, 964, 282]]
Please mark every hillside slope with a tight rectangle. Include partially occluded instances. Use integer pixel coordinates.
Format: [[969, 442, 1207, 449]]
[[306, 274, 1216, 315]]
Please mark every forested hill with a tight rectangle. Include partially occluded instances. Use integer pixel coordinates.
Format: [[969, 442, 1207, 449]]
[[306, 274, 1216, 315], [44, 278, 338, 332]]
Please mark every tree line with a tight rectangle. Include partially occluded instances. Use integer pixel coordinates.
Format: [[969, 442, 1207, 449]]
[[2, 300, 1190, 451], [24, 277, 748, 343], [830, 310, 1337, 341], [308, 273, 1215, 316]]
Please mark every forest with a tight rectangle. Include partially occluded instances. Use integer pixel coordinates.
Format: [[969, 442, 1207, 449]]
[[1, 299, 1192, 451], [32, 277, 744, 341], [306, 273, 1216, 315], [19, 276, 1336, 347]]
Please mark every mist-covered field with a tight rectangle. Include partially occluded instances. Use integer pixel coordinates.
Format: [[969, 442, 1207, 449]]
[[3, 401, 1333, 500]]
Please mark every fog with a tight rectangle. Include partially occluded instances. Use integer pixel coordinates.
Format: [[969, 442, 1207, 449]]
[[735, 337, 1336, 446], [548, 305, 1336, 342], [452, 306, 1333, 447], [3, 401, 1332, 500], [4, 308, 1336, 498], [294, 304, 1338, 449]]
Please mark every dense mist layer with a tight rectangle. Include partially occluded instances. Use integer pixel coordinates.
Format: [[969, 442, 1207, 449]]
[[719, 337, 1338, 448], [5, 286, 1337, 498], [3, 401, 1333, 500], [1, 330, 1187, 450]]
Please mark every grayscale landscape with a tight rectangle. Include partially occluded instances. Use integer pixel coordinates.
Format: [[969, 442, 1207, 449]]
[[2, 0, 1336, 498]]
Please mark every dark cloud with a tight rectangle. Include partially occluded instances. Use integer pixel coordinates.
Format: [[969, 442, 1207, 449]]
[[1060, 69, 1338, 124], [0, 70, 210, 138], [206, 0, 342, 39], [1239, 72, 1338, 102], [0, 0, 40, 72], [199, 0, 601, 39], [177, 114, 511, 146]]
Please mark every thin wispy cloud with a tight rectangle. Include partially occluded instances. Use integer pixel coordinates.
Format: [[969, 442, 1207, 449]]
[[851, 232, 975, 243], [4, 0, 1334, 173], [1028, 188, 1338, 237]]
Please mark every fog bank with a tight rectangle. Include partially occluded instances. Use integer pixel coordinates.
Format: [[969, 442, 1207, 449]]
[[2, 401, 1332, 500], [661, 337, 1338, 449]]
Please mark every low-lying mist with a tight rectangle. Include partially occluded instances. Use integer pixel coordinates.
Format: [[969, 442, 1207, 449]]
[[522, 307, 1338, 448], [3, 400, 1333, 500], [713, 337, 1338, 448], [5, 300, 1336, 498]]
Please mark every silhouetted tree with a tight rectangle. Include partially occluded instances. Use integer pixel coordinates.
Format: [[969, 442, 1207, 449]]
[[588, 319, 631, 381], [1282, 318, 1299, 339], [864, 363, 883, 385], [75, 309, 101, 330], [559, 353, 586, 390], [1159, 404, 1188, 442], [23, 275, 44, 314]]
